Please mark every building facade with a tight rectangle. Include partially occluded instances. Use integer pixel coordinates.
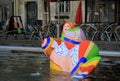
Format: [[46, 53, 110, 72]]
[[14, 0, 45, 29], [0, 0, 83, 30], [48, 0, 120, 24], [0, 0, 120, 30], [49, 0, 85, 24], [13, 0, 83, 29]]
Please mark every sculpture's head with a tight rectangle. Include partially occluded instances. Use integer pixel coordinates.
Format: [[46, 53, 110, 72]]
[[60, 22, 75, 41]]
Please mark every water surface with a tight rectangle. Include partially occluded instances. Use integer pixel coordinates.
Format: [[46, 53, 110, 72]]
[[0, 50, 120, 81]]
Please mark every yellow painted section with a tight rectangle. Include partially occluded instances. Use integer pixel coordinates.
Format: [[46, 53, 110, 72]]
[[81, 60, 99, 67], [84, 41, 94, 57], [44, 37, 54, 56], [50, 61, 62, 71]]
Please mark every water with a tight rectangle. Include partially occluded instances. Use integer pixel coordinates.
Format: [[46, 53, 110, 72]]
[[0, 50, 120, 81]]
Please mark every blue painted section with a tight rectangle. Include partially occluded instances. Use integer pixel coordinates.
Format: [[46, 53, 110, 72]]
[[71, 57, 87, 74]]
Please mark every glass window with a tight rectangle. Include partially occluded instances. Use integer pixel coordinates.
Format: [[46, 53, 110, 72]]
[[86, 0, 116, 23], [56, 0, 70, 14], [86, 0, 95, 23]]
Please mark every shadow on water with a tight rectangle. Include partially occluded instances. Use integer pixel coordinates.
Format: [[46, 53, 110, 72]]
[[0, 50, 120, 81]]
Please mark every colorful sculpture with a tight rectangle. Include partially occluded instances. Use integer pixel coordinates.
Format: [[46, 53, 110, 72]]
[[42, 22, 101, 78]]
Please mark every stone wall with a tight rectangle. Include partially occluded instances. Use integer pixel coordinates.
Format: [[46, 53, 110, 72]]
[[0, 38, 119, 51], [95, 41, 120, 51]]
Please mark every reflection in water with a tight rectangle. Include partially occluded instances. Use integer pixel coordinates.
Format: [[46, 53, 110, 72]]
[[0, 50, 120, 81], [0, 50, 49, 81]]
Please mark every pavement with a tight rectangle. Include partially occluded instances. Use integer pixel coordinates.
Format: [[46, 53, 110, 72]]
[[0, 36, 119, 51], [0, 30, 120, 56]]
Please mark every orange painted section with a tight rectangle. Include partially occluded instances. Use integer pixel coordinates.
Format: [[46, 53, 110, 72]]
[[78, 40, 90, 59]]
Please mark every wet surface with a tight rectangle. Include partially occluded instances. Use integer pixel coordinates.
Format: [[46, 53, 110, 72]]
[[92, 56, 120, 81], [0, 50, 120, 81]]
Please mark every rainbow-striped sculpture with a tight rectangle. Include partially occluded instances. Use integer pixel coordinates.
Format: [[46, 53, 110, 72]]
[[42, 22, 101, 78]]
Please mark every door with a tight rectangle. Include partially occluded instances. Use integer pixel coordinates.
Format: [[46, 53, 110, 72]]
[[26, 2, 37, 26]]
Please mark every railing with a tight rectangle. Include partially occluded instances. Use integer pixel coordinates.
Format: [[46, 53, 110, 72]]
[[1, 22, 119, 42], [27, 23, 57, 41], [81, 23, 120, 41]]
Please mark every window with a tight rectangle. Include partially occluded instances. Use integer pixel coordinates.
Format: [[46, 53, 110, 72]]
[[86, 0, 116, 23], [56, 0, 70, 14]]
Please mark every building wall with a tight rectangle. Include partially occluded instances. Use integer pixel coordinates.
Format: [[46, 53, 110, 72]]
[[49, 0, 85, 24], [0, 0, 13, 29], [13, 0, 86, 29], [14, 0, 45, 29]]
